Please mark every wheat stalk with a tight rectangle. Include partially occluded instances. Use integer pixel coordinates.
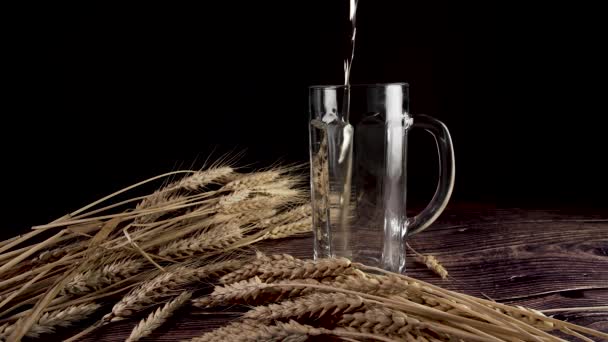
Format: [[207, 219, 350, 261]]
[[0, 303, 100, 339], [126, 291, 192, 342]]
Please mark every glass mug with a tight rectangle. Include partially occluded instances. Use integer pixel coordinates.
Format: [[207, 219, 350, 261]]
[[309, 83, 455, 273]]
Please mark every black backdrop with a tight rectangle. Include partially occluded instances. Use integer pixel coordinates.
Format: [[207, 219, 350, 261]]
[[4, 1, 607, 235]]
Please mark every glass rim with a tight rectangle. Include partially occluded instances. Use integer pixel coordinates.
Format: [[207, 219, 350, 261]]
[[309, 82, 409, 89]]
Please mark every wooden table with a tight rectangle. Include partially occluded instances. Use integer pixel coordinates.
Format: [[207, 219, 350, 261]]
[[79, 204, 608, 341]]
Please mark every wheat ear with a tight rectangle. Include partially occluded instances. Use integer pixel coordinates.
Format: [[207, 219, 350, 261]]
[[126, 291, 192, 342], [158, 223, 242, 258], [339, 307, 422, 336], [223, 171, 281, 190], [264, 217, 312, 240], [192, 277, 320, 308], [217, 190, 251, 207], [234, 209, 277, 226], [256, 256, 355, 282], [134, 166, 233, 224], [172, 166, 234, 191], [0, 303, 100, 339], [243, 292, 365, 323], [61, 259, 144, 296], [220, 253, 303, 284], [217, 196, 288, 214], [190, 319, 396, 342], [134, 192, 185, 224], [406, 243, 448, 280], [33, 244, 84, 266], [329, 270, 413, 296], [497, 306, 555, 331], [105, 261, 239, 322], [261, 204, 312, 226]]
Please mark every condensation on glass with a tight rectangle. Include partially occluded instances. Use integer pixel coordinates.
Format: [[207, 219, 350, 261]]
[[309, 83, 455, 273]]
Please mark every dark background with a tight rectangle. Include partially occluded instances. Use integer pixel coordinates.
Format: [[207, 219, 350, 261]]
[[4, 1, 607, 234]]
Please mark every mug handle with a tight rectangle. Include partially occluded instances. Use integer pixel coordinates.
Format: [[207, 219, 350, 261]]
[[406, 114, 456, 237]]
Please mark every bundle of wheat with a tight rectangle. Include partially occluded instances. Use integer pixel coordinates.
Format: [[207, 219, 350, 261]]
[[0, 160, 605, 342], [190, 254, 608, 342], [0, 163, 311, 341]]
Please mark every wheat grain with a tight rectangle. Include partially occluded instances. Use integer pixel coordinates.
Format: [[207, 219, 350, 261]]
[[126, 291, 192, 342], [243, 292, 365, 323], [61, 259, 144, 296], [158, 223, 242, 258], [0, 303, 100, 339]]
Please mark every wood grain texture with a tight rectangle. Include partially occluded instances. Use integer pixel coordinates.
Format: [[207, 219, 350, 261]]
[[70, 204, 607, 341]]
